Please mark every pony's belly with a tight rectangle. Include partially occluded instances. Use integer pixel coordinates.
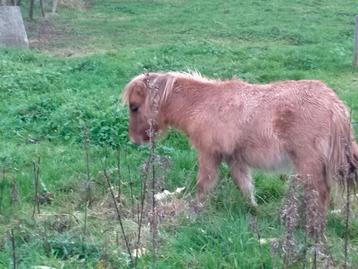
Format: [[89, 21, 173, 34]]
[[244, 149, 293, 172]]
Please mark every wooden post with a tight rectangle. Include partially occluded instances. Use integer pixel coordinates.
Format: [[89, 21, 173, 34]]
[[354, 15, 358, 67]]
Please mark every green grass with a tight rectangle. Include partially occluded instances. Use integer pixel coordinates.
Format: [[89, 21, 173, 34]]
[[1, 0, 358, 268]]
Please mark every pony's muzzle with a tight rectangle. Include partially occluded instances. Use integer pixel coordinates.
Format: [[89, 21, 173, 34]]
[[129, 132, 150, 145]]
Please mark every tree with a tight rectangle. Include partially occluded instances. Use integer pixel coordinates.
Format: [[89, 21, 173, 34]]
[[29, 0, 35, 19], [52, 0, 59, 13], [29, 0, 46, 20]]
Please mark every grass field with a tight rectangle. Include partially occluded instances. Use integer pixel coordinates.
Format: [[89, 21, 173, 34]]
[[1, 0, 358, 268]]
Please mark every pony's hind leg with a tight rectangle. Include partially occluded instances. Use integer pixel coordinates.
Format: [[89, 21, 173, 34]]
[[229, 159, 257, 207], [294, 157, 330, 235], [196, 151, 222, 203]]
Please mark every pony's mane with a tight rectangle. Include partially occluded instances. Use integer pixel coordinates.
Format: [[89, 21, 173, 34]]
[[121, 71, 215, 104], [121, 73, 147, 104]]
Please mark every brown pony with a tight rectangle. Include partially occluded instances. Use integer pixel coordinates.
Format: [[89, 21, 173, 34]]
[[122, 71, 358, 223]]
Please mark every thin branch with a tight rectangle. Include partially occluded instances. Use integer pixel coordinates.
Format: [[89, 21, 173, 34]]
[[249, 215, 265, 269], [83, 200, 88, 238], [302, 198, 308, 269], [149, 121, 158, 267], [143, 73, 161, 267], [103, 158, 133, 265], [11, 179, 20, 205], [83, 126, 91, 182], [0, 168, 5, 212], [134, 159, 149, 267], [344, 182, 350, 269], [124, 146, 135, 218], [115, 145, 122, 199], [10, 229, 16, 269], [82, 126, 93, 207], [32, 157, 40, 218]]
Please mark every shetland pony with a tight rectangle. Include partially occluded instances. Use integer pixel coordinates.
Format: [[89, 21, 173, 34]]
[[122, 72, 358, 226]]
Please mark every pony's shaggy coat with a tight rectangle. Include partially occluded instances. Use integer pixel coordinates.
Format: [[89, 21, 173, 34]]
[[122, 72, 358, 222]]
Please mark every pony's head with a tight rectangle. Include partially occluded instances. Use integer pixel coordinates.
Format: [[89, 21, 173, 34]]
[[121, 72, 176, 144]]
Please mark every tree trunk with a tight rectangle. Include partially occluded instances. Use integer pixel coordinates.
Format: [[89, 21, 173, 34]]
[[29, 0, 35, 19], [354, 15, 358, 67], [52, 0, 59, 13], [40, 0, 45, 17]]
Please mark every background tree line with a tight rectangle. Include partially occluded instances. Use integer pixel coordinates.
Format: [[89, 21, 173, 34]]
[[0, 0, 60, 19]]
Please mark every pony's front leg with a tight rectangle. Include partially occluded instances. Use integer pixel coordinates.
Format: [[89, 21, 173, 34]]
[[196, 152, 221, 203], [229, 159, 257, 207]]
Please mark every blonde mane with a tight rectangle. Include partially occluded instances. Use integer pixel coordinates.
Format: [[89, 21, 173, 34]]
[[121, 73, 147, 104], [121, 71, 215, 105]]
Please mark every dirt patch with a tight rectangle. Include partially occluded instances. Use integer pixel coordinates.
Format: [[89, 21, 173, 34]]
[[25, 17, 108, 57], [26, 17, 74, 51], [60, 0, 89, 10]]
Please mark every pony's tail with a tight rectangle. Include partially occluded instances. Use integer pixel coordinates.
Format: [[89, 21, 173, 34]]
[[327, 111, 358, 191]]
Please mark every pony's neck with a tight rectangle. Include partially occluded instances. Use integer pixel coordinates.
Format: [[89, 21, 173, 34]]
[[158, 76, 248, 135], [159, 77, 212, 135]]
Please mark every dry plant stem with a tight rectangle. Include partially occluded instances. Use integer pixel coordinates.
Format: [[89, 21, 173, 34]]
[[134, 157, 150, 268], [83, 200, 88, 239], [302, 199, 308, 269], [151, 140, 157, 268], [42, 224, 51, 256], [11, 179, 19, 205], [116, 231, 119, 246], [83, 127, 91, 182], [82, 126, 93, 206], [281, 176, 302, 268], [149, 108, 159, 267], [250, 215, 265, 269], [129, 180, 135, 218], [302, 236, 307, 269], [125, 147, 135, 218], [103, 164, 133, 265], [144, 72, 161, 268], [0, 168, 5, 212], [343, 109, 354, 269], [10, 228, 16, 269], [313, 242, 317, 269], [115, 146, 122, 199], [32, 157, 40, 219], [344, 182, 350, 269], [309, 189, 322, 269]]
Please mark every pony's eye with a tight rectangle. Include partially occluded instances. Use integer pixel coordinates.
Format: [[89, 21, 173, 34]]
[[130, 105, 139, 113]]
